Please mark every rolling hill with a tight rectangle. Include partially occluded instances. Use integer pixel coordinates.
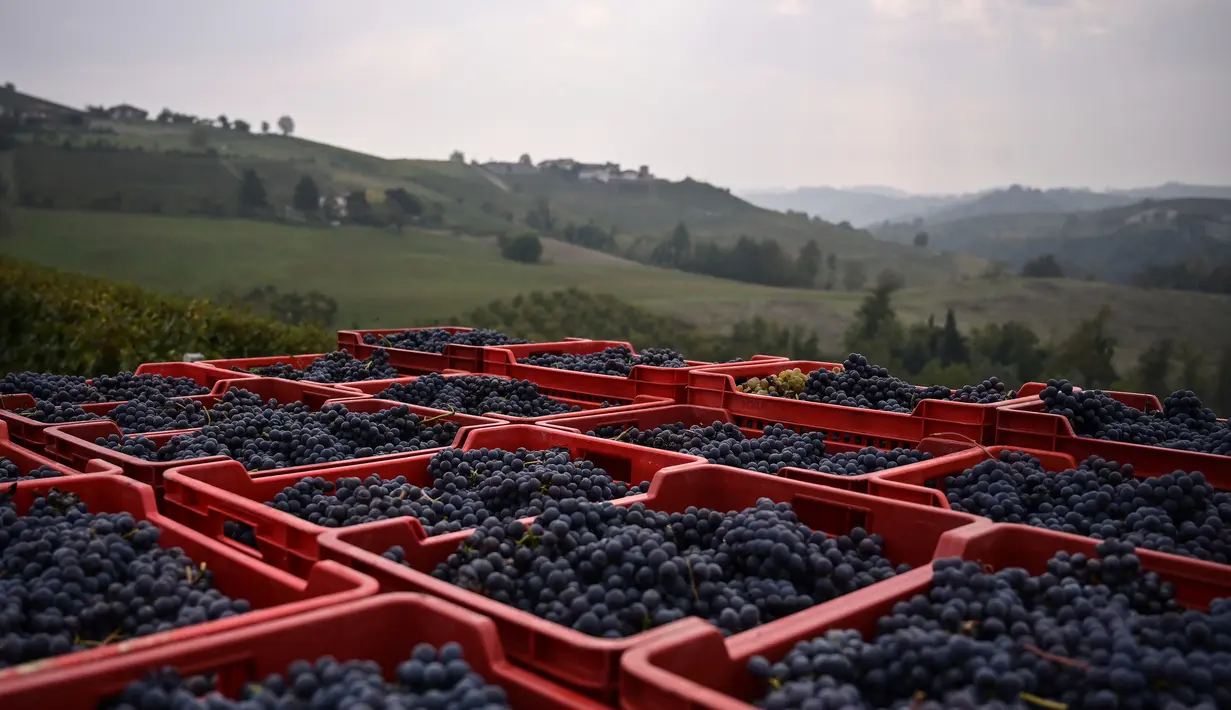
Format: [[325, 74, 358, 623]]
[[873, 199, 1231, 283], [5, 119, 979, 288]]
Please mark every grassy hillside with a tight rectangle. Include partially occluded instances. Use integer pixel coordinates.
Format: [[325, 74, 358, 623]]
[[4, 209, 1230, 370], [11, 121, 983, 288]]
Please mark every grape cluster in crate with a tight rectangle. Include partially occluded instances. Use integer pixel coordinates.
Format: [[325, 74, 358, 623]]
[[0, 325, 1227, 709]]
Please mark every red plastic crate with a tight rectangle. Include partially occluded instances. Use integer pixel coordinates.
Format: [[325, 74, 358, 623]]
[[198, 352, 427, 391], [161, 423, 702, 578], [42, 383, 498, 497], [686, 360, 1035, 447], [344, 371, 675, 424], [318, 462, 986, 702], [541, 404, 985, 494], [995, 382, 1231, 480], [0, 363, 249, 452], [482, 340, 736, 404], [869, 444, 1081, 509], [0, 475, 377, 689], [0, 419, 123, 478], [0, 594, 607, 710], [618, 522, 1231, 710], [337, 326, 492, 374]]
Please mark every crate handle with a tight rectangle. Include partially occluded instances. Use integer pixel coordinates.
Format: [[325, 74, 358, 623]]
[[928, 431, 999, 463]]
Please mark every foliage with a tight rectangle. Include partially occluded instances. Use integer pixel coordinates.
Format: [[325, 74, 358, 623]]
[[969, 322, 1049, 383], [648, 222, 817, 289], [277, 115, 295, 136], [0, 256, 329, 374], [292, 176, 320, 213], [237, 168, 268, 215], [499, 232, 543, 264], [524, 197, 555, 233], [233, 119, 251, 133], [1021, 253, 1065, 278], [216, 285, 338, 327], [261, 120, 270, 134], [1049, 306, 1118, 387], [450, 288, 826, 362], [913, 231, 929, 248], [1134, 339, 1174, 398], [842, 260, 867, 291], [1133, 261, 1231, 295], [560, 222, 616, 252]]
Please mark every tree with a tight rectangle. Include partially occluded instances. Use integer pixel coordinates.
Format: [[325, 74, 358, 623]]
[[1214, 350, 1231, 414], [157, 108, 173, 123], [842, 261, 867, 291], [216, 115, 230, 129], [1135, 339, 1173, 398], [914, 231, 929, 248], [651, 222, 692, 269], [449, 150, 465, 163], [189, 126, 210, 149], [938, 309, 969, 366], [501, 233, 543, 264], [518, 153, 533, 166], [844, 282, 902, 355], [260, 120, 270, 134], [292, 176, 321, 214], [1052, 306, 1118, 387], [385, 188, 423, 218], [345, 190, 373, 224], [876, 268, 905, 291], [233, 119, 251, 133], [277, 115, 295, 136], [970, 321, 1049, 383], [238, 169, 268, 215], [827, 253, 837, 271], [524, 197, 554, 233], [1022, 254, 1065, 278], [795, 240, 821, 288]]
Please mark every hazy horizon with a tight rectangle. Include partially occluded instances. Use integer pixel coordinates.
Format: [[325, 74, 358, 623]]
[[3, 0, 1229, 194]]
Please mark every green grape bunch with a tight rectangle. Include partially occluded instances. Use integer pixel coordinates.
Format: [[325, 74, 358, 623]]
[[737, 368, 809, 398]]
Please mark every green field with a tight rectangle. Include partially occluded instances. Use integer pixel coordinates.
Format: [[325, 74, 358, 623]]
[[4, 209, 1230, 370]]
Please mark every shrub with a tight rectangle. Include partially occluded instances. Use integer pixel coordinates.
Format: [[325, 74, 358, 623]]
[[500, 232, 543, 264], [0, 256, 330, 374]]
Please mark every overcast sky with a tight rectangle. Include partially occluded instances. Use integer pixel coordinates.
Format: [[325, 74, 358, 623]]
[[2, 0, 1229, 194]]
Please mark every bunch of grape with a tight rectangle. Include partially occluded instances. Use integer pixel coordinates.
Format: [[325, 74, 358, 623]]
[[377, 374, 577, 418], [0, 489, 252, 669], [1, 371, 210, 405], [363, 328, 528, 353], [236, 349, 399, 383], [95, 390, 458, 471], [750, 541, 1231, 709], [109, 644, 514, 710], [737, 368, 809, 397], [944, 449, 1231, 564], [248, 447, 647, 537], [1040, 379, 1230, 456], [591, 420, 930, 477], [517, 346, 689, 377], [0, 457, 63, 483], [427, 497, 908, 638], [735, 355, 1015, 414]]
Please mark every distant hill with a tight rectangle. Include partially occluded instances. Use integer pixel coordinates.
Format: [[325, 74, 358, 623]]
[[874, 198, 1231, 284], [746, 182, 1231, 228], [740, 186, 972, 227]]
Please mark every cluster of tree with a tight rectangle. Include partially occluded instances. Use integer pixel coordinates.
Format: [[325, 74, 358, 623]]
[[521, 198, 617, 253], [648, 223, 821, 288], [1133, 261, 1231, 295], [153, 109, 294, 137], [1021, 254, 1065, 278], [236, 171, 443, 229], [842, 281, 1230, 411], [215, 285, 339, 328]]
